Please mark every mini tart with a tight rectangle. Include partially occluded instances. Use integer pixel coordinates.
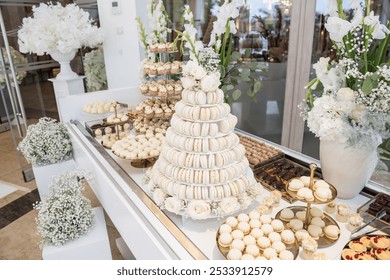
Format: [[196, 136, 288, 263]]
[[359, 236, 372, 248], [370, 235, 390, 249], [245, 244, 260, 257], [281, 229, 295, 245], [250, 228, 264, 239], [279, 250, 294, 260], [226, 216, 238, 228], [241, 254, 255, 260], [242, 235, 256, 246], [348, 240, 367, 252], [227, 248, 242, 260], [373, 248, 390, 260], [268, 232, 282, 243], [263, 248, 278, 260], [230, 239, 245, 252], [257, 236, 271, 250], [237, 222, 251, 234], [218, 232, 233, 248], [341, 248, 356, 260], [237, 213, 250, 223], [219, 224, 232, 234], [231, 229, 244, 240], [353, 252, 376, 260]]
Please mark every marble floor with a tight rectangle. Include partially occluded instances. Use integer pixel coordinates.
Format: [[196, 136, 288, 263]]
[[0, 128, 124, 260]]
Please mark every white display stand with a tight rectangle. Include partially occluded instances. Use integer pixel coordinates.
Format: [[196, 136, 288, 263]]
[[42, 207, 112, 260], [33, 159, 76, 198]]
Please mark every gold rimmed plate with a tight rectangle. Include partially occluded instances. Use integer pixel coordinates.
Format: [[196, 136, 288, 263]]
[[285, 177, 337, 204], [275, 206, 340, 248], [216, 216, 299, 260]]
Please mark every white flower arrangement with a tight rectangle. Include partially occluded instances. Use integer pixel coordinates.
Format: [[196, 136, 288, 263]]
[[175, 1, 262, 102], [17, 2, 104, 56], [0, 46, 27, 88], [301, 0, 390, 151], [146, 170, 263, 219], [136, 0, 171, 52], [83, 47, 107, 92], [18, 117, 73, 166], [34, 170, 95, 246]]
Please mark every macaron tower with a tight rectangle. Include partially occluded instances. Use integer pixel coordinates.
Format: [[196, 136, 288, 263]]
[[149, 59, 255, 219]]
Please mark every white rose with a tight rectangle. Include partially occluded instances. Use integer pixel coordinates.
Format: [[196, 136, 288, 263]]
[[194, 65, 207, 80], [200, 73, 221, 92], [164, 197, 183, 214], [152, 189, 166, 206], [337, 87, 355, 102], [313, 57, 330, 79], [220, 197, 241, 215], [183, 60, 198, 76], [325, 16, 353, 42], [181, 76, 196, 89], [187, 200, 211, 220]]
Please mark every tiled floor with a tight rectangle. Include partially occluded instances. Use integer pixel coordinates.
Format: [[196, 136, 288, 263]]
[[0, 127, 124, 260]]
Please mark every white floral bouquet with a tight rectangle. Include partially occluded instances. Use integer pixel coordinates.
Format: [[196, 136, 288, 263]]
[[34, 170, 95, 246], [18, 2, 104, 55], [136, 0, 171, 52], [301, 0, 390, 151], [83, 47, 107, 92], [175, 1, 262, 103], [0, 46, 28, 88], [18, 117, 73, 166]]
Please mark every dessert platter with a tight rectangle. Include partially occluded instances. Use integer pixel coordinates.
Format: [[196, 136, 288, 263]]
[[216, 210, 299, 260], [148, 61, 260, 220], [82, 100, 124, 116], [139, 79, 183, 97], [341, 234, 390, 260]]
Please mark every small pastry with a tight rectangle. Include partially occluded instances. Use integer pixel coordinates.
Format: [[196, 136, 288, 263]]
[[287, 219, 303, 232], [270, 190, 282, 206], [248, 210, 261, 220], [249, 219, 261, 229], [243, 235, 256, 246], [237, 222, 250, 235], [310, 207, 324, 219], [262, 197, 274, 209], [256, 205, 270, 215], [295, 211, 307, 222], [259, 215, 272, 224], [227, 248, 242, 260], [301, 237, 318, 260], [245, 244, 260, 257], [279, 250, 294, 260], [299, 176, 311, 187], [218, 232, 233, 248], [348, 240, 367, 252], [360, 236, 372, 248], [336, 204, 350, 223], [348, 213, 363, 231], [226, 216, 238, 228], [296, 187, 314, 202], [341, 248, 356, 260], [295, 229, 310, 243], [261, 224, 274, 236], [230, 239, 245, 252], [272, 241, 286, 254], [307, 225, 323, 240], [256, 236, 271, 250], [313, 180, 330, 190], [268, 232, 282, 243], [325, 202, 336, 214], [279, 208, 294, 222], [219, 224, 232, 234], [370, 235, 390, 249], [271, 219, 284, 233], [237, 213, 250, 223], [263, 248, 278, 260], [314, 187, 332, 202], [288, 179, 304, 191], [231, 229, 244, 240], [373, 248, 390, 260], [250, 228, 264, 239], [240, 254, 255, 260], [281, 230, 295, 245], [310, 217, 326, 228], [323, 225, 340, 240]]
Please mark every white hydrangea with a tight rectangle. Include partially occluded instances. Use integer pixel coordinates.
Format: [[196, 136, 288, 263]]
[[17, 3, 104, 55]]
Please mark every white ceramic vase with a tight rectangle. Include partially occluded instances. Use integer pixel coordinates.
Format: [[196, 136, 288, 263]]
[[32, 159, 76, 198], [50, 50, 78, 80], [320, 140, 378, 199]]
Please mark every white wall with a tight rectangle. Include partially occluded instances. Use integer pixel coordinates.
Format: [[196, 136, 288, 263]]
[[97, 0, 148, 89]]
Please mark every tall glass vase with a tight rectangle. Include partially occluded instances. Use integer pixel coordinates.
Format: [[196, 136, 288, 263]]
[[320, 140, 378, 199], [50, 50, 78, 80]]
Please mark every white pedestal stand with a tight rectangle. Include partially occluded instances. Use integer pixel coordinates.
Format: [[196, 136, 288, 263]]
[[49, 76, 85, 122], [32, 159, 76, 198], [42, 207, 112, 260]]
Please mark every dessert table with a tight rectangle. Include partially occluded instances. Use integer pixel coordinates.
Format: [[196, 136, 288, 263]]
[[66, 119, 388, 260]]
